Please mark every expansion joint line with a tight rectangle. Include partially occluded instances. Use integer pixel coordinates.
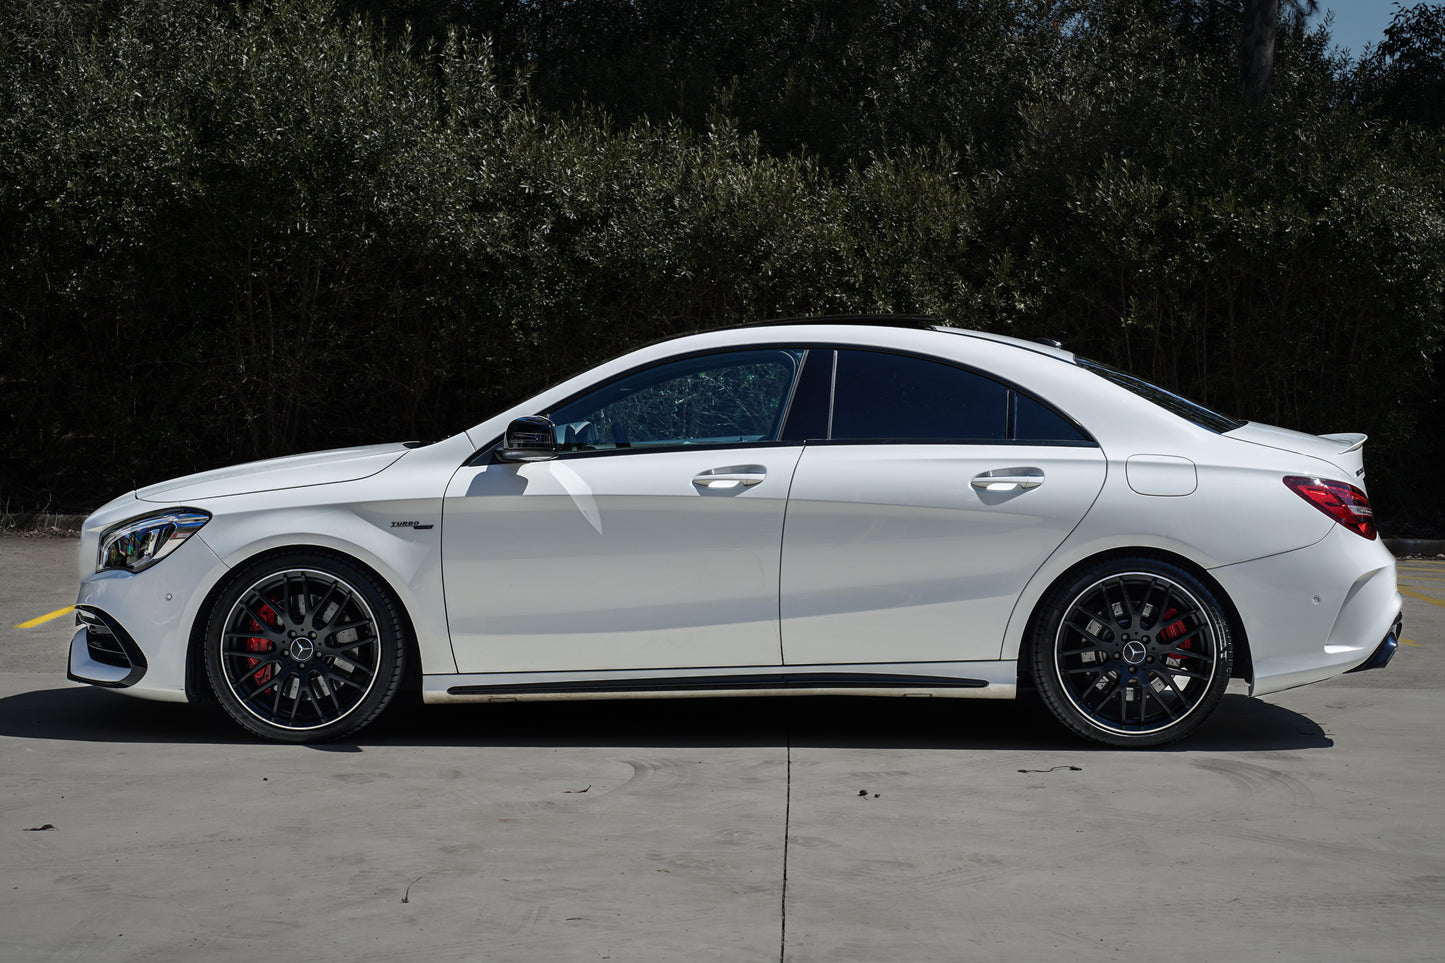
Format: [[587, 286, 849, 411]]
[[780, 734, 792, 962]]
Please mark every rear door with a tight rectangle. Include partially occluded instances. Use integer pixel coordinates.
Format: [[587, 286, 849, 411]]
[[779, 348, 1107, 665]]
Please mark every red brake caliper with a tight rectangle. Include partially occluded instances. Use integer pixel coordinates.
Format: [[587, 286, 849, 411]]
[[1160, 606, 1190, 667], [245, 603, 278, 686]]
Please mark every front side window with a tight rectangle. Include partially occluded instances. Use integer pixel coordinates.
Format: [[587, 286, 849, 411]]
[[547, 349, 803, 452]]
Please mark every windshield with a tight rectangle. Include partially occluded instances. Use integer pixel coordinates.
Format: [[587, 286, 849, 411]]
[[1077, 359, 1244, 434]]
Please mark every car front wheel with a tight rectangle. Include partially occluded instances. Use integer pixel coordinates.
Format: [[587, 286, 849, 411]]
[[1030, 559, 1233, 748], [203, 551, 406, 743]]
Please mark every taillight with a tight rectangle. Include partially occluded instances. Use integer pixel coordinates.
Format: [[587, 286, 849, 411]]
[[1284, 476, 1376, 540]]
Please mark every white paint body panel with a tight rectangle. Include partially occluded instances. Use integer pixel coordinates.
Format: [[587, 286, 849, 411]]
[[780, 444, 1105, 664], [441, 446, 802, 672], [136, 444, 409, 501]]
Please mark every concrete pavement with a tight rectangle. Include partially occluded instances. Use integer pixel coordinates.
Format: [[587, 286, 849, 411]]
[[3, 535, 1444, 961]]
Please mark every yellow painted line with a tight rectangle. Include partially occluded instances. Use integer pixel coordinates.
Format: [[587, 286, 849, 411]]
[[1401, 587, 1445, 610], [1401, 638, 1424, 648], [15, 605, 75, 629], [1399, 575, 1445, 583]]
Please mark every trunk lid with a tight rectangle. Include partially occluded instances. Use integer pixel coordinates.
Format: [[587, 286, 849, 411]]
[[1224, 423, 1369, 486]]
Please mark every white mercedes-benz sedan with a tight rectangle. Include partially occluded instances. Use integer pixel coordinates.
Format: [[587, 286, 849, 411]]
[[69, 319, 1401, 746]]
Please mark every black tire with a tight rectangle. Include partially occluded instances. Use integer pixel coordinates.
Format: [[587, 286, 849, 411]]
[[1030, 558, 1233, 748], [203, 551, 407, 743]]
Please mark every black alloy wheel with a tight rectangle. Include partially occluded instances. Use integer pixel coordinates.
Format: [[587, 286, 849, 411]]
[[1031, 559, 1233, 747], [204, 551, 406, 743]]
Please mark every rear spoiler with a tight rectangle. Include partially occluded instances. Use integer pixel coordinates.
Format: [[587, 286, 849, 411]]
[[1319, 432, 1367, 454]]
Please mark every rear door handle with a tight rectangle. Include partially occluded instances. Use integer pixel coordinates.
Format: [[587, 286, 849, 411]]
[[693, 465, 767, 490], [971, 468, 1045, 492]]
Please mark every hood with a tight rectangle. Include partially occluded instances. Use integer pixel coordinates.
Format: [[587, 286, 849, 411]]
[[1225, 422, 1368, 483], [136, 444, 411, 502]]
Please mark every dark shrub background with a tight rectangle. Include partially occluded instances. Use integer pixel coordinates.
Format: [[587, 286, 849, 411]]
[[3, 1, 1442, 532]]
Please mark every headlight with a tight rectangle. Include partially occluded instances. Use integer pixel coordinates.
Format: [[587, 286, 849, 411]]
[[97, 509, 211, 573]]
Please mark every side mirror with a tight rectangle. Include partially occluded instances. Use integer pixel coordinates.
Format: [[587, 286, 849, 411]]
[[497, 416, 558, 462]]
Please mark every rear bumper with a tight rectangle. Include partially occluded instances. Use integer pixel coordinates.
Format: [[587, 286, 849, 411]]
[[1346, 612, 1402, 674], [1210, 525, 1401, 697]]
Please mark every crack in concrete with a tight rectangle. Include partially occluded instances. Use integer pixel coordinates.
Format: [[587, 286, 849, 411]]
[[780, 735, 792, 962]]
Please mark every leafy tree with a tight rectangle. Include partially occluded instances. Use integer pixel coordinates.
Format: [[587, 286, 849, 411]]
[[1361, 2, 1445, 128], [1, 0, 1442, 532]]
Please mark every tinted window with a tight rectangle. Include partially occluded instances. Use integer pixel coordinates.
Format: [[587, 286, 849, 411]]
[[548, 349, 803, 450], [1014, 393, 1090, 443], [831, 350, 1007, 440]]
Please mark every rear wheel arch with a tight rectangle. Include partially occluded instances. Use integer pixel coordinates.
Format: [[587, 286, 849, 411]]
[[1018, 547, 1252, 688], [1026, 551, 1240, 746]]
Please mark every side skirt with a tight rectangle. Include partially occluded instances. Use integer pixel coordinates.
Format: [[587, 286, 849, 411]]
[[423, 662, 1019, 704]]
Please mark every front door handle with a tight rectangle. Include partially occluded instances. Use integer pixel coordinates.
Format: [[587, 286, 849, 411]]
[[971, 467, 1045, 492], [693, 465, 767, 490]]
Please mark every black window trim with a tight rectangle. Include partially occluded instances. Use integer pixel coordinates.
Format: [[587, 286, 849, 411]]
[[471, 341, 1099, 464]]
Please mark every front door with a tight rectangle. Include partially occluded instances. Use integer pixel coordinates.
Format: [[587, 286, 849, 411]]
[[443, 348, 806, 674]]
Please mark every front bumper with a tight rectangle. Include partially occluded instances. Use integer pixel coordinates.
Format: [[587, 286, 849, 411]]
[[67, 606, 149, 688], [68, 525, 229, 704]]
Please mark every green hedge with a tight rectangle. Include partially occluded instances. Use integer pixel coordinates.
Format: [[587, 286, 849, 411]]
[[2, 1, 1442, 531]]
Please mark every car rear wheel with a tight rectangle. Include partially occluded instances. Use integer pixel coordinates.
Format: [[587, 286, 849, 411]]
[[1030, 559, 1232, 747], [203, 552, 406, 743]]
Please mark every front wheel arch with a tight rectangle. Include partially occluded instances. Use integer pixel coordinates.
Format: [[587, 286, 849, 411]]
[[186, 545, 421, 712]]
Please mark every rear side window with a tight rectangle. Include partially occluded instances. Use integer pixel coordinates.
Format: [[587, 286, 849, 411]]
[[792, 349, 1091, 444], [1014, 393, 1088, 442], [833, 350, 1008, 440]]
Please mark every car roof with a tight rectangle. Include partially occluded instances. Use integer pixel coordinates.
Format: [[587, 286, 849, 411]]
[[930, 324, 1077, 363], [710, 316, 1078, 363]]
